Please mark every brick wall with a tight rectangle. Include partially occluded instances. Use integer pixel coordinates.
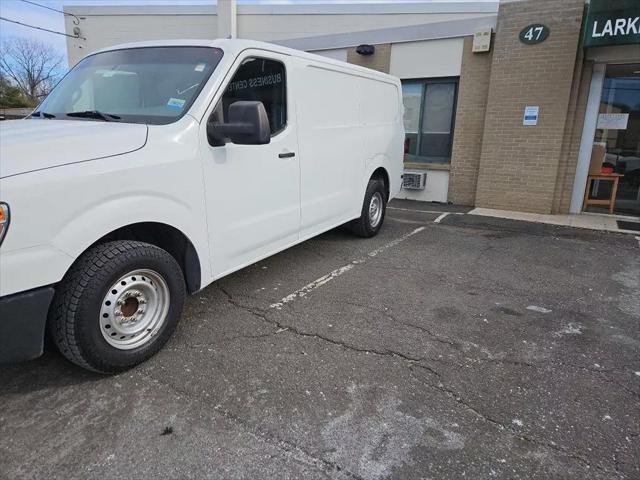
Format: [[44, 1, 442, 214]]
[[474, 0, 585, 213], [448, 36, 494, 206], [346, 43, 391, 73]]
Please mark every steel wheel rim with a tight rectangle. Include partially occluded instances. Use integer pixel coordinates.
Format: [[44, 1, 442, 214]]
[[99, 269, 170, 350], [369, 191, 383, 228]]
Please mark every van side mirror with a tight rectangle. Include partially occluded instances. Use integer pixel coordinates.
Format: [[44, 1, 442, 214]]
[[207, 101, 271, 146]]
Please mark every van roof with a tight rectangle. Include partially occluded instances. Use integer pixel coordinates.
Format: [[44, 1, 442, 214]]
[[92, 38, 400, 83]]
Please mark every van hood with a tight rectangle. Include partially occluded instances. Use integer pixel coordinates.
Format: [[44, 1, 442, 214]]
[[0, 119, 148, 178]]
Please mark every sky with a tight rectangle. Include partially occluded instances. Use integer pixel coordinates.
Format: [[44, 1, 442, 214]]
[[0, 0, 497, 65]]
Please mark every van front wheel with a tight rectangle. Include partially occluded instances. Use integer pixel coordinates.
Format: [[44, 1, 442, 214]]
[[49, 241, 185, 374], [348, 177, 387, 237]]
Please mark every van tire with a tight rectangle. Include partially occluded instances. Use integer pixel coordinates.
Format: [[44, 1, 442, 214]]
[[48, 241, 185, 374], [348, 177, 387, 238]]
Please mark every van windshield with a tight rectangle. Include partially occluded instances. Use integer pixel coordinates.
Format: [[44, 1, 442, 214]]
[[35, 46, 224, 125]]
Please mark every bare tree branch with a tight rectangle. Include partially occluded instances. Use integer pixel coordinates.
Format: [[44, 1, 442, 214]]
[[0, 37, 64, 103]]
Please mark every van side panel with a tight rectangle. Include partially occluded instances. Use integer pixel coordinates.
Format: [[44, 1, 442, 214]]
[[295, 63, 362, 236], [295, 59, 403, 238], [356, 75, 404, 201]]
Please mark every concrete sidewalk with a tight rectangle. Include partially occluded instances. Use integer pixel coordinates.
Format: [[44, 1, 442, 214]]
[[470, 207, 640, 235]]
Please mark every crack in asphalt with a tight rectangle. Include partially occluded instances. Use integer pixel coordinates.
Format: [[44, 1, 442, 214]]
[[364, 257, 617, 312], [591, 372, 640, 403], [218, 285, 443, 379], [217, 285, 640, 404], [216, 284, 627, 479], [332, 301, 599, 373], [142, 371, 364, 480], [343, 301, 460, 349], [407, 369, 623, 479], [334, 285, 639, 401]]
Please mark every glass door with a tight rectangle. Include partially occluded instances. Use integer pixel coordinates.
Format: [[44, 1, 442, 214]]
[[586, 64, 640, 216]]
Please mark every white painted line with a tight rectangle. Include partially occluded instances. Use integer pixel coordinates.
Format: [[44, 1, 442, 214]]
[[526, 305, 552, 314], [388, 206, 465, 215], [367, 226, 426, 257], [433, 212, 450, 224], [270, 226, 426, 309], [269, 264, 355, 309]]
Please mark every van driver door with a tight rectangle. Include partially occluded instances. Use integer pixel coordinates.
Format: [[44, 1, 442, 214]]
[[199, 52, 300, 277]]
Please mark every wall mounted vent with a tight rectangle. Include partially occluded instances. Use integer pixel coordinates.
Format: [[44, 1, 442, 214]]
[[402, 171, 427, 190]]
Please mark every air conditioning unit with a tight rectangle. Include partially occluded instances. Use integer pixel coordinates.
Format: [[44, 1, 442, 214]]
[[402, 171, 427, 190]]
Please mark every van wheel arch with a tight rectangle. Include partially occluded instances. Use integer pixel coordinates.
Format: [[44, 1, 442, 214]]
[[348, 173, 388, 238], [370, 167, 390, 202], [82, 222, 201, 294]]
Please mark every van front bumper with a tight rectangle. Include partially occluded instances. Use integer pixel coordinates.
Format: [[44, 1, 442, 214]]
[[0, 286, 54, 364]]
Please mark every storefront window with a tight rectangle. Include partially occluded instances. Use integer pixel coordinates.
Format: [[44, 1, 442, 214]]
[[586, 64, 640, 216], [402, 79, 458, 164]]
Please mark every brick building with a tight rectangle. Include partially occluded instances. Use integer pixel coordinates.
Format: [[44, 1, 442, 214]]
[[65, 0, 640, 217]]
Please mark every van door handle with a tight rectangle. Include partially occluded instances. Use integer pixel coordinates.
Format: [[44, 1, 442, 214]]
[[278, 151, 295, 158]]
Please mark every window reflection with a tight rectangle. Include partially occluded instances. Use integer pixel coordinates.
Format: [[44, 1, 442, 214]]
[[401, 79, 458, 164], [589, 64, 640, 216]]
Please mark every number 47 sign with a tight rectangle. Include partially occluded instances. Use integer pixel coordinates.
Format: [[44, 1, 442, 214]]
[[519, 24, 550, 45]]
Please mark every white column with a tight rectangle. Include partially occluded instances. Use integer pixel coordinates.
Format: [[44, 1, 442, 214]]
[[569, 63, 605, 213], [217, 0, 237, 39]]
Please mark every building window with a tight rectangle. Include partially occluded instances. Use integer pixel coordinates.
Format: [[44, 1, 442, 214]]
[[213, 57, 287, 136], [402, 78, 458, 164]]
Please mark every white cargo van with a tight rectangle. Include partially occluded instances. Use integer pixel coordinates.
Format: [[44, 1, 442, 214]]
[[0, 39, 404, 373]]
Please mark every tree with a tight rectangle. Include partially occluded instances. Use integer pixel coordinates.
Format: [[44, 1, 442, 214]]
[[0, 37, 63, 105], [0, 73, 31, 108]]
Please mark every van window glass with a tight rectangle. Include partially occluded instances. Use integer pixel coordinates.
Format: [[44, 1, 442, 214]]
[[215, 57, 287, 135], [401, 78, 458, 164], [36, 47, 224, 125]]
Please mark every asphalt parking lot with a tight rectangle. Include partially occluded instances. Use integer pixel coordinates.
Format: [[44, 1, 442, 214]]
[[1, 200, 639, 480]]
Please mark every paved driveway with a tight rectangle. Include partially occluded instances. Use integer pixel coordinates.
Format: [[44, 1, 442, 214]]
[[1, 201, 639, 480]]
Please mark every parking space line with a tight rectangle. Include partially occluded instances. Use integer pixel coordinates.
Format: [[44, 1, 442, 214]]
[[388, 206, 465, 215], [269, 264, 355, 310], [388, 206, 447, 214], [270, 226, 426, 309], [434, 212, 450, 223]]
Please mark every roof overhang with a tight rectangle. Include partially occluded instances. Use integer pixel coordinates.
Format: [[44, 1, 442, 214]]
[[275, 15, 498, 51], [64, 2, 499, 17]]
